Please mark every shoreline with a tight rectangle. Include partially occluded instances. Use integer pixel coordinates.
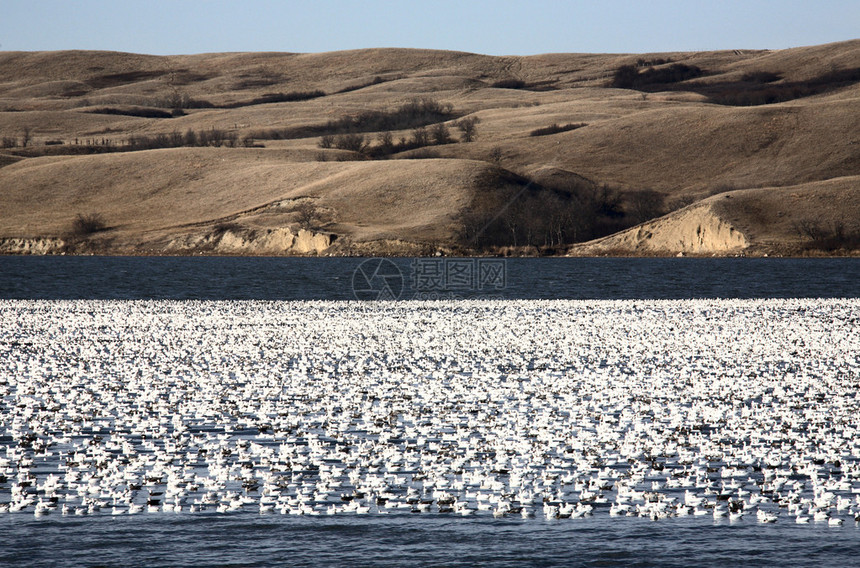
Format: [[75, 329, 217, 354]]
[[2, 249, 859, 259]]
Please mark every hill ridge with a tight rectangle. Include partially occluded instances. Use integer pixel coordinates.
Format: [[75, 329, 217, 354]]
[[1, 41, 859, 256]]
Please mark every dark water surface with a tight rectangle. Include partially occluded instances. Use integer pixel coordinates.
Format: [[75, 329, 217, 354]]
[[3, 512, 858, 568], [1, 256, 858, 299]]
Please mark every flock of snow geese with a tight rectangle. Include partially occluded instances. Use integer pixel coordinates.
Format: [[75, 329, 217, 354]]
[[1, 298, 859, 527]]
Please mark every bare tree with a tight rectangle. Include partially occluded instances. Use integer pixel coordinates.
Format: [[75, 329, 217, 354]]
[[70, 213, 107, 237], [626, 189, 666, 225], [377, 131, 394, 154], [456, 116, 480, 142], [430, 123, 452, 145], [294, 202, 319, 230], [411, 126, 429, 147], [333, 133, 367, 153]]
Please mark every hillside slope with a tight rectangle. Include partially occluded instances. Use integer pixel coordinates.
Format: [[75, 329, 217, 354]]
[[1, 41, 858, 256]]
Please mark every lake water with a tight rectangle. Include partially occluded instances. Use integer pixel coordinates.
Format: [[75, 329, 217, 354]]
[[4, 511, 859, 567], [1, 256, 859, 300], [1, 257, 859, 568]]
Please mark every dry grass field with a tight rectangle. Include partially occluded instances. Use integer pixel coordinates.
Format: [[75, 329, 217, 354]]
[[1, 41, 858, 256]]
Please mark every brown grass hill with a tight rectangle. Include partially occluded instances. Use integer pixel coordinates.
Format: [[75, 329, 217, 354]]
[[1, 41, 858, 256]]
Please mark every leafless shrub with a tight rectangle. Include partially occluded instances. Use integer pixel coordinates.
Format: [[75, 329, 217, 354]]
[[489, 147, 503, 164], [258, 98, 457, 145], [411, 127, 429, 147], [794, 219, 860, 251], [377, 131, 394, 155], [212, 222, 242, 235], [636, 58, 673, 67], [336, 75, 386, 93], [294, 202, 321, 230], [610, 63, 704, 89], [529, 123, 587, 137], [154, 91, 214, 109], [457, 172, 632, 250], [71, 213, 107, 237], [625, 189, 667, 225], [455, 116, 480, 142], [86, 106, 174, 119], [221, 90, 325, 109], [491, 78, 526, 89], [429, 123, 452, 145], [321, 98, 455, 136], [332, 133, 367, 153]]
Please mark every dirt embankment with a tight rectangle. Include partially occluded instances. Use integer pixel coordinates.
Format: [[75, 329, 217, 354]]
[[0, 228, 336, 256], [165, 227, 335, 255], [572, 203, 748, 256], [0, 237, 66, 254]]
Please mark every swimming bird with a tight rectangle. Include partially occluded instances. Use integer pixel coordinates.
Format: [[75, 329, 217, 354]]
[[756, 509, 778, 523]]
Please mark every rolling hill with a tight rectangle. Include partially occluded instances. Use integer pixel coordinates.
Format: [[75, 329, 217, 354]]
[[1, 41, 858, 256]]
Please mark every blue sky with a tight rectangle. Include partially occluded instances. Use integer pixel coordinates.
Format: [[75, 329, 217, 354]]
[[2, 0, 858, 55]]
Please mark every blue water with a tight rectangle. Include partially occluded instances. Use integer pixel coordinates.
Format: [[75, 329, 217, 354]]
[[2, 256, 860, 567], [3, 512, 859, 568], [1, 256, 858, 299]]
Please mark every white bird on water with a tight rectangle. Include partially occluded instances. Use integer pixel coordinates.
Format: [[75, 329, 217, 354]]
[[0, 298, 858, 530]]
